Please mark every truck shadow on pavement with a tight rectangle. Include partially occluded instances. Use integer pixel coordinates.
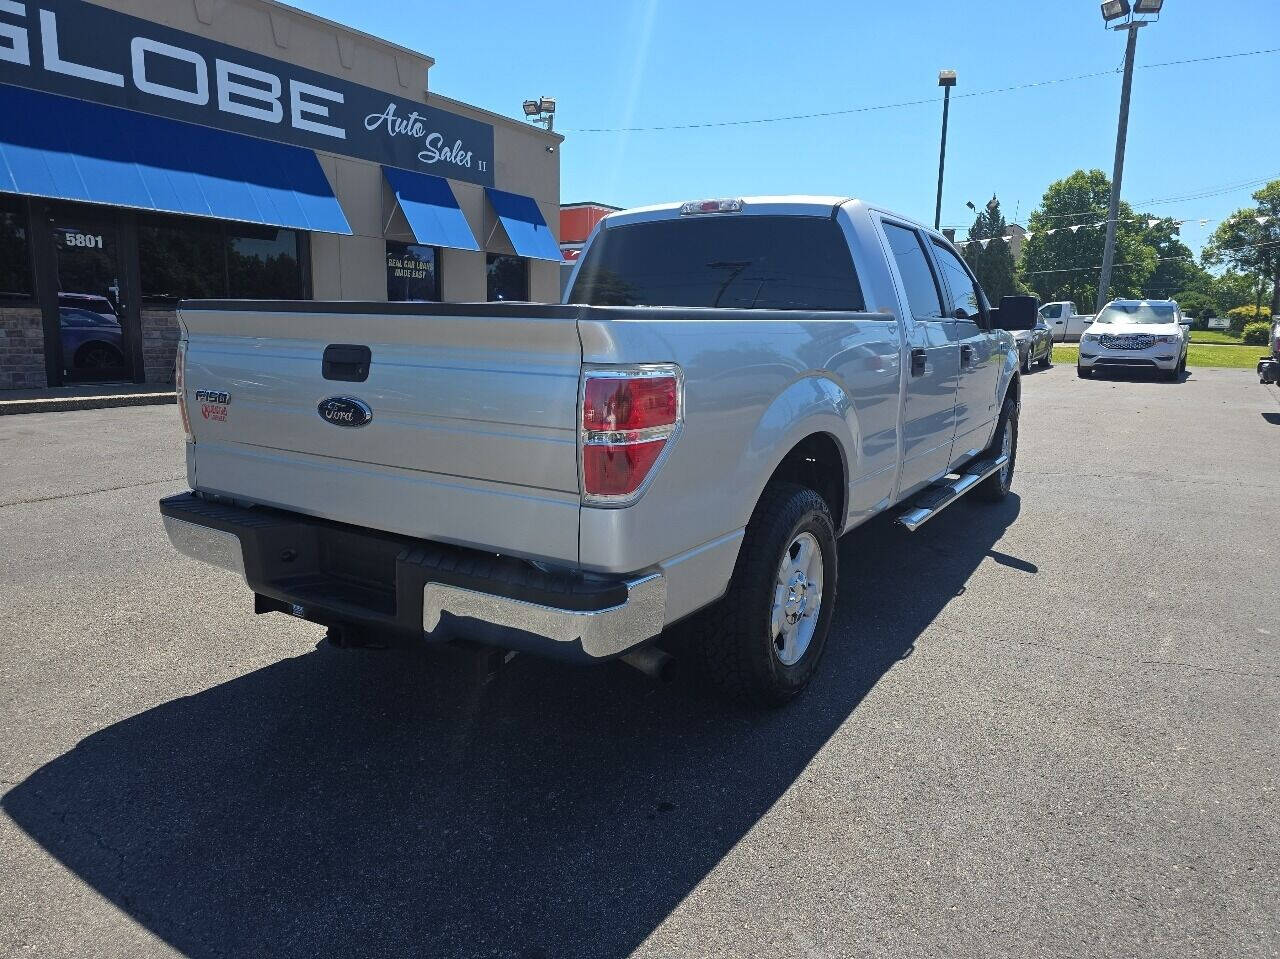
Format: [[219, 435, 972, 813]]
[[5, 497, 1021, 958]]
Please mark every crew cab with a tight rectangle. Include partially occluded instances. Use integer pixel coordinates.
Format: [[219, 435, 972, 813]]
[[160, 196, 1032, 705], [1040, 301, 1093, 342]]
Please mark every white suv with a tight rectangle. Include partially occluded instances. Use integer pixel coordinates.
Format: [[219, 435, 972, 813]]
[[1077, 299, 1190, 382]]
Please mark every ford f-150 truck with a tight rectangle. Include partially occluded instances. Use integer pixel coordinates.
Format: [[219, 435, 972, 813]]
[[1039, 301, 1093, 342], [161, 196, 1034, 705]]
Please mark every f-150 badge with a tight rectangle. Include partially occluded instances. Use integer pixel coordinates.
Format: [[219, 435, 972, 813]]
[[195, 389, 230, 422]]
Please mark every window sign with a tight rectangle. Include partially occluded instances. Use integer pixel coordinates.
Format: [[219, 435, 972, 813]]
[[386, 243, 439, 301], [0, 0, 496, 185]]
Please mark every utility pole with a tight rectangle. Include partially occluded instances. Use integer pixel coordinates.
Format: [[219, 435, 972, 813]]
[[934, 70, 956, 231], [1095, 21, 1145, 315]]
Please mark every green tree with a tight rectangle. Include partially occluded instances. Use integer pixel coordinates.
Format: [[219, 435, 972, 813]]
[[1211, 270, 1261, 313], [1018, 169, 1156, 311], [961, 195, 1020, 303], [1137, 217, 1205, 300], [1203, 179, 1280, 318]]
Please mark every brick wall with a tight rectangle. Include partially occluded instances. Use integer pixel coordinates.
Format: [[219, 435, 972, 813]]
[[0, 306, 48, 391], [141, 308, 179, 385]]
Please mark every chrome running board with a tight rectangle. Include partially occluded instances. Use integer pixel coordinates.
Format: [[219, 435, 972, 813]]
[[897, 453, 1009, 532]]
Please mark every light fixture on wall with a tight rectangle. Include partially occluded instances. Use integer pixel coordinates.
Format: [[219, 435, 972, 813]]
[[523, 97, 556, 131]]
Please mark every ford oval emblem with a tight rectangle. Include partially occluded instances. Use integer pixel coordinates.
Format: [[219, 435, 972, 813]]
[[318, 396, 373, 428]]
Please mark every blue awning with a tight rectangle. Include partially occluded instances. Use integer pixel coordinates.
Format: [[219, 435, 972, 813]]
[[382, 166, 478, 251], [0, 84, 350, 234], [485, 187, 562, 261]]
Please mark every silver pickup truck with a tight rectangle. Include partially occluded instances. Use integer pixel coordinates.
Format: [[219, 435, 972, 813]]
[[161, 195, 1034, 705]]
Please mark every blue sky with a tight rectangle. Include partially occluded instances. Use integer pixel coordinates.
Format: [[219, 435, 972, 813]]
[[297, 0, 1280, 256]]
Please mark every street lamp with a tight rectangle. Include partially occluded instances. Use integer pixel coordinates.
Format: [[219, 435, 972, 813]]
[[1101, 0, 1130, 21], [1095, 1, 1164, 314], [522, 96, 556, 131], [934, 69, 957, 231]]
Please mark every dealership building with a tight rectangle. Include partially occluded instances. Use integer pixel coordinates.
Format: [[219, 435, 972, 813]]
[[0, 0, 562, 391]]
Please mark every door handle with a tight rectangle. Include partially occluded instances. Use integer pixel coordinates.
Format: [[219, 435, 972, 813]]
[[910, 348, 928, 377], [322, 343, 372, 382], [960, 344, 974, 367]]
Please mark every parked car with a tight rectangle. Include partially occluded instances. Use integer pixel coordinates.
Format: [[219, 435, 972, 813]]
[[1078, 299, 1191, 382], [1040, 301, 1093, 342], [1258, 316, 1280, 385], [58, 293, 124, 372], [161, 195, 1034, 706], [1014, 314, 1053, 373]]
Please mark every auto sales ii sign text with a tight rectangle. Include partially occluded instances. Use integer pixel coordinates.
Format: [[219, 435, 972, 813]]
[[0, 0, 496, 186]]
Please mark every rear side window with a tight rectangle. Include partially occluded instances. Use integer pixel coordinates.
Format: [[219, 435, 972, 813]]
[[931, 240, 984, 320], [883, 223, 943, 319], [571, 214, 864, 311]]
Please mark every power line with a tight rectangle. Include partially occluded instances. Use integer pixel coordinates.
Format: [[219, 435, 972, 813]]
[[563, 46, 1280, 134], [1020, 237, 1280, 278], [943, 173, 1280, 233]]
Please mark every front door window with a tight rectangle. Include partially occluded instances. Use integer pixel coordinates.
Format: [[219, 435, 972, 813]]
[[52, 212, 133, 381]]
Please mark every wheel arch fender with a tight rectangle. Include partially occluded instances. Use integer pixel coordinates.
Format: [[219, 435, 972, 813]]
[[739, 374, 858, 531]]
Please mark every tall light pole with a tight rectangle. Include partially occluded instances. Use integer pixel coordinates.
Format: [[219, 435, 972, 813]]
[[1095, 0, 1164, 314], [934, 70, 956, 231]]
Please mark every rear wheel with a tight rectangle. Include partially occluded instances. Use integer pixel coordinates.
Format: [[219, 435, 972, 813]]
[[693, 483, 837, 707], [973, 392, 1018, 503], [1038, 343, 1052, 368], [75, 342, 123, 370]]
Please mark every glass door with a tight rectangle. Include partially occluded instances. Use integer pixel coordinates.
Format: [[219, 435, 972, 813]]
[[48, 208, 135, 383]]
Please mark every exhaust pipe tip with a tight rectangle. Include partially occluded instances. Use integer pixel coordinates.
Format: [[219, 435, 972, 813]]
[[620, 645, 675, 683]]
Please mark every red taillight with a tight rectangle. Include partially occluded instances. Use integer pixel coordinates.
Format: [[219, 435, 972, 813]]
[[581, 369, 680, 503], [583, 374, 677, 432], [175, 340, 192, 440]]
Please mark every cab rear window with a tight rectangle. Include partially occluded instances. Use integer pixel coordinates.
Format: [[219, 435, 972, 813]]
[[571, 214, 865, 311]]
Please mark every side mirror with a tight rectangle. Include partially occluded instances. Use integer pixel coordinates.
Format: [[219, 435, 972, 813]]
[[994, 295, 1038, 331]]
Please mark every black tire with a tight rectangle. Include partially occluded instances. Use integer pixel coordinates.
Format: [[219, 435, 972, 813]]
[[75, 342, 123, 370], [693, 483, 837, 707], [1038, 344, 1053, 368], [1020, 349, 1032, 375], [1077, 364, 1091, 379], [973, 391, 1018, 502]]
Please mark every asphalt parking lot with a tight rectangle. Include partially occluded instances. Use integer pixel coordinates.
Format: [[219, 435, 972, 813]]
[[2, 364, 1278, 958]]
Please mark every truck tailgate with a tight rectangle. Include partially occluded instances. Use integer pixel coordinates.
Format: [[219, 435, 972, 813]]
[[179, 304, 582, 564]]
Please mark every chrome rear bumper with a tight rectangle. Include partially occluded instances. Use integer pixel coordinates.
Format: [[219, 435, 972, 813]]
[[160, 493, 667, 662], [422, 574, 666, 660]]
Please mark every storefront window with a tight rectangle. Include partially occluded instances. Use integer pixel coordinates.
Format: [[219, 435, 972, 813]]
[[0, 196, 33, 301], [486, 254, 528, 302], [228, 227, 303, 299], [139, 216, 304, 302], [138, 217, 223, 301], [386, 242, 441, 301]]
